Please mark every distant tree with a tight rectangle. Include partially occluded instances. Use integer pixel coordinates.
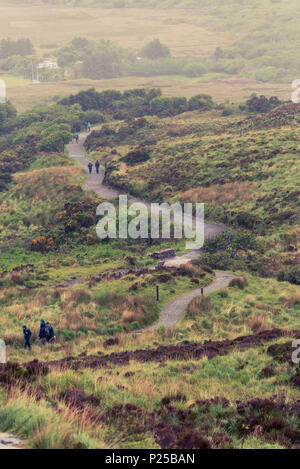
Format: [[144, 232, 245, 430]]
[[214, 47, 224, 61], [57, 46, 78, 67], [140, 39, 171, 60], [81, 41, 123, 79], [183, 62, 207, 77], [0, 38, 34, 58], [71, 37, 89, 49]]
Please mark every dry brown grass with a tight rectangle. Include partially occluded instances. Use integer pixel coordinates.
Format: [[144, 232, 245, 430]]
[[285, 293, 300, 308], [180, 182, 255, 204], [249, 314, 266, 334], [13, 167, 85, 201], [187, 295, 212, 319]]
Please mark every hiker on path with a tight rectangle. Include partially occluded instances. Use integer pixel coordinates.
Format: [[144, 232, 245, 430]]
[[88, 162, 93, 174], [46, 322, 55, 343], [23, 326, 32, 350], [75, 134, 79, 144], [95, 160, 100, 174], [39, 319, 47, 345], [87, 122, 91, 132], [73, 134, 77, 143]]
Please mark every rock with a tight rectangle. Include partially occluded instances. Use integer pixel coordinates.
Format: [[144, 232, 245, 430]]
[[149, 249, 175, 260]]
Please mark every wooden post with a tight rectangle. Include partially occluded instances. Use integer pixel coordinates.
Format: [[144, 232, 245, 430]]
[[156, 285, 159, 301]]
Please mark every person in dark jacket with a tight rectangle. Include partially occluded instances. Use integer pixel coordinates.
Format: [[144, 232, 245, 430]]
[[88, 162, 93, 174], [39, 319, 47, 345], [46, 322, 55, 343], [95, 160, 100, 174], [23, 326, 32, 350]]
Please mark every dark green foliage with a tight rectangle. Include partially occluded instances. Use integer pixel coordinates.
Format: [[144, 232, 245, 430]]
[[59, 87, 161, 115], [121, 148, 150, 165], [242, 95, 283, 114], [39, 124, 72, 152], [203, 230, 259, 255], [277, 266, 300, 285], [188, 94, 214, 111], [150, 96, 187, 116], [0, 101, 17, 133]]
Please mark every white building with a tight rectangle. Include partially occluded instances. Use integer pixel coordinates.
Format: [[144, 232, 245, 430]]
[[37, 59, 58, 70]]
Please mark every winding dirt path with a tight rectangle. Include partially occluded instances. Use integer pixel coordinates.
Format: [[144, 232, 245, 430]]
[[141, 271, 236, 331], [67, 131, 226, 240], [67, 131, 234, 331]]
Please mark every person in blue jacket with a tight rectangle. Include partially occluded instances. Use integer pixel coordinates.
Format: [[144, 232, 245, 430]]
[[39, 319, 47, 345], [23, 325, 32, 350]]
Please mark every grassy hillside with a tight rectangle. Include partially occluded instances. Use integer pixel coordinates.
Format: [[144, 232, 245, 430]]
[[85, 101, 300, 281], [1, 86, 300, 449]]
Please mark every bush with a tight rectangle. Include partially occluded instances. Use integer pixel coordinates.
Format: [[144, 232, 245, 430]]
[[150, 96, 187, 116], [121, 148, 150, 165], [277, 266, 300, 285], [188, 94, 214, 111], [203, 230, 259, 255]]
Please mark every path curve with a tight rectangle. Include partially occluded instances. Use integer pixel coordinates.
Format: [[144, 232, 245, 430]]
[[67, 131, 235, 331], [139, 271, 236, 331]]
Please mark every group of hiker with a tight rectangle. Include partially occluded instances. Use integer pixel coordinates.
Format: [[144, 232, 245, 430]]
[[22, 319, 55, 350], [72, 122, 92, 144], [88, 160, 100, 174]]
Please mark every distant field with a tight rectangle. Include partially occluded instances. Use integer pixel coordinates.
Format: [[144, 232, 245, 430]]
[[0, 2, 230, 57], [0, 1, 297, 109], [5, 75, 291, 111], [0, 74, 30, 87]]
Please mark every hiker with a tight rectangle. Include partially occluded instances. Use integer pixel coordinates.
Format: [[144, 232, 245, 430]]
[[73, 134, 77, 143], [23, 325, 32, 350], [88, 162, 93, 174], [39, 318, 47, 345], [95, 160, 100, 174], [46, 322, 55, 343], [75, 134, 79, 144], [87, 122, 91, 133]]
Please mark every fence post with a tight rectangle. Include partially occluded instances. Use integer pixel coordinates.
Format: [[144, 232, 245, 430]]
[[156, 285, 160, 301]]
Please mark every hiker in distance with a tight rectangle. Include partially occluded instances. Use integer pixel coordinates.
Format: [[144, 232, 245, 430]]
[[87, 122, 91, 132], [39, 319, 55, 345], [23, 325, 32, 350], [39, 319, 47, 345], [88, 162, 93, 174], [95, 160, 100, 174]]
